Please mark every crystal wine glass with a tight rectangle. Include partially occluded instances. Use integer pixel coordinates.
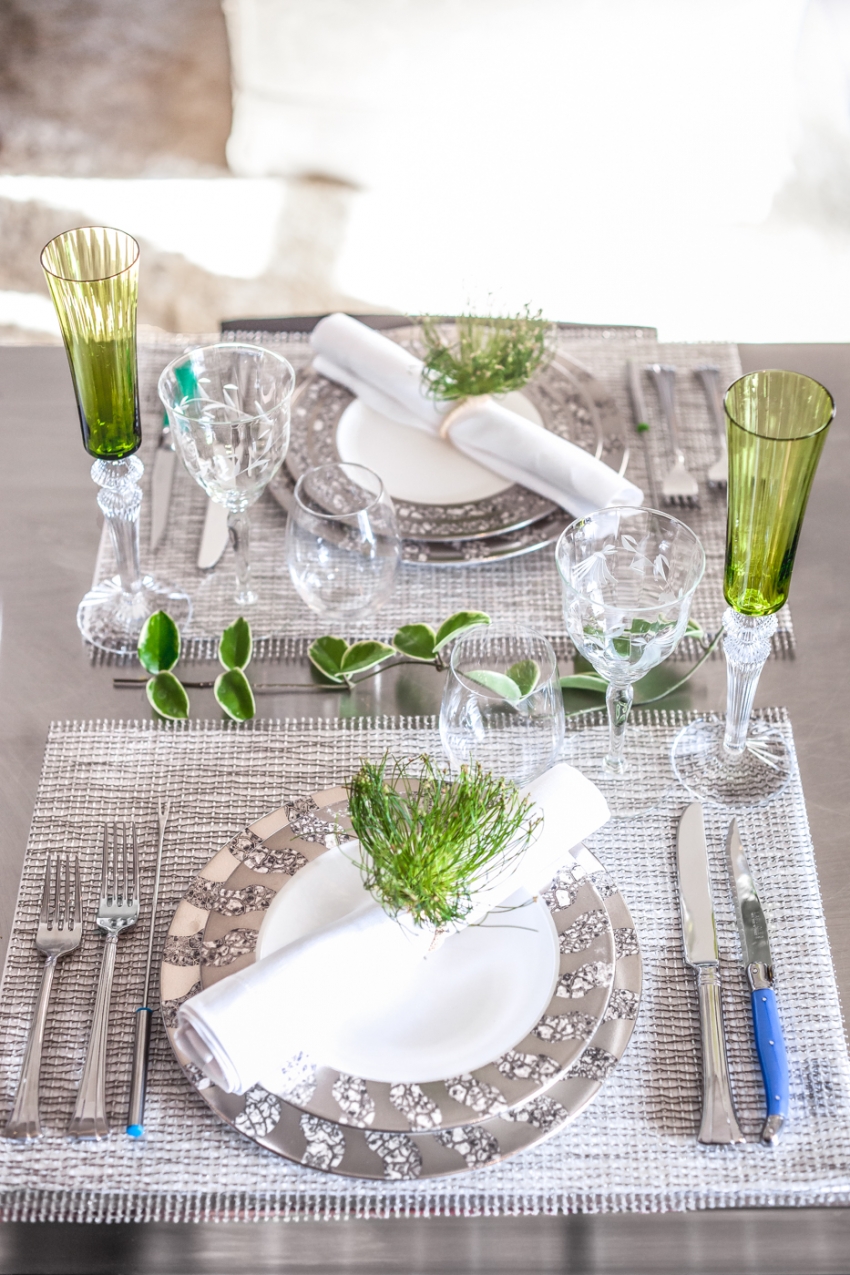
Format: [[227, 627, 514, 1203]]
[[439, 621, 565, 786], [158, 343, 295, 607], [671, 370, 834, 807], [41, 226, 191, 653], [556, 506, 705, 815], [285, 463, 400, 619]]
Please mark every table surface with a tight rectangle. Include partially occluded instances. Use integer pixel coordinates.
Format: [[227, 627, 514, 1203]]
[[0, 343, 848, 1274]]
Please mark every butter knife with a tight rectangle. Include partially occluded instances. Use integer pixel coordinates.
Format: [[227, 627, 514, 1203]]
[[677, 801, 745, 1144], [197, 498, 230, 570], [727, 819, 789, 1145], [149, 416, 177, 552]]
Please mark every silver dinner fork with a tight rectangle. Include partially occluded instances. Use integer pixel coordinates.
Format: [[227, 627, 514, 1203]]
[[645, 364, 700, 506], [68, 824, 140, 1140], [694, 364, 728, 488], [4, 855, 82, 1141]]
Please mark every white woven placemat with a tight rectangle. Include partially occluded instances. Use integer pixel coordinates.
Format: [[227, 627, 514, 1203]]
[[0, 709, 845, 1221], [91, 330, 793, 662]]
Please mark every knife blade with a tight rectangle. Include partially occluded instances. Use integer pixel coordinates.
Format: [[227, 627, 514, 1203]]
[[197, 498, 230, 570], [727, 819, 789, 1145], [677, 801, 745, 1144], [149, 416, 177, 552]]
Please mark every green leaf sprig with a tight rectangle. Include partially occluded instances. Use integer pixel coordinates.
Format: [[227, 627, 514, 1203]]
[[347, 753, 541, 930], [215, 617, 256, 721], [420, 308, 553, 402], [138, 611, 189, 720], [308, 610, 490, 686]]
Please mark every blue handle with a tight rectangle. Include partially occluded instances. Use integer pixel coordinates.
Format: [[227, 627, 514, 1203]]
[[751, 987, 789, 1139]]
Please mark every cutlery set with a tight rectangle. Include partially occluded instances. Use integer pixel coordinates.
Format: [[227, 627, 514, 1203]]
[[628, 360, 729, 506], [5, 807, 169, 1143], [677, 801, 788, 1146]]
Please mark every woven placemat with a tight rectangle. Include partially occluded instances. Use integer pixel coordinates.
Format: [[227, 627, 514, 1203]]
[[91, 331, 793, 662], [0, 710, 844, 1221]]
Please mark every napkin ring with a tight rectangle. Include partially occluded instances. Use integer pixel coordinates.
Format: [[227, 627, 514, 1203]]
[[438, 394, 491, 440]]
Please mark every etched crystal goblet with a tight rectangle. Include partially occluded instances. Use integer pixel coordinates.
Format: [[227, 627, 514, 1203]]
[[41, 226, 191, 653], [556, 506, 705, 815], [671, 370, 834, 807]]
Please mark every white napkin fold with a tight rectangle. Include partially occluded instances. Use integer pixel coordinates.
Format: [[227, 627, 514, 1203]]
[[175, 762, 609, 1094], [311, 313, 643, 518]]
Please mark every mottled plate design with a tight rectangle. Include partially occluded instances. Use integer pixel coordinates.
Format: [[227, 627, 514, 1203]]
[[161, 789, 616, 1135], [162, 815, 641, 1180], [274, 326, 624, 544]]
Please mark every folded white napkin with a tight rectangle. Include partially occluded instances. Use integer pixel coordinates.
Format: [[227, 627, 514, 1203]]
[[175, 762, 609, 1094], [311, 313, 643, 518]]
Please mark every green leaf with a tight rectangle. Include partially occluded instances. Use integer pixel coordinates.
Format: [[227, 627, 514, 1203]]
[[308, 636, 349, 683], [434, 611, 490, 652], [559, 673, 609, 693], [138, 611, 181, 674], [340, 640, 396, 675], [466, 669, 523, 703], [685, 618, 705, 640], [219, 617, 253, 671], [506, 659, 540, 697], [146, 671, 189, 719], [214, 669, 257, 721], [392, 623, 437, 662]]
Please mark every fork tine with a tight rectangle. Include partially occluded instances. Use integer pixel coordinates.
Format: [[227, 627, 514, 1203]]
[[72, 855, 82, 930], [57, 855, 66, 931], [121, 823, 128, 905], [39, 854, 52, 926], [131, 823, 138, 905], [100, 824, 109, 902]]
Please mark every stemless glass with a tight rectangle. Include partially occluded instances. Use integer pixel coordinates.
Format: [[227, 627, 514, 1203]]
[[556, 506, 705, 814], [286, 463, 400, 619], [439, 621, 565, 786], [41, 226, 191, 653], [672, 370, 834, 807], [159, 343, 295, 607]]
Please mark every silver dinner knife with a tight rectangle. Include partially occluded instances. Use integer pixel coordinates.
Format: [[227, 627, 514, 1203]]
[[197, 498, 230, 570], [727, 819, 789, 1145], [677, 801, 745, 1144], [149, 416, 177, 551]]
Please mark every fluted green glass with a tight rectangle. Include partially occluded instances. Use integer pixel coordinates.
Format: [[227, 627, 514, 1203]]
[[41, 227, 141, 460], [724, 370, 834, 615]]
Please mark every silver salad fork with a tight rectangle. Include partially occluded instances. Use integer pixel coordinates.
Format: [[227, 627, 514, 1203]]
[[68, 824, 140, 1140], [694, 364, 728, 488], [646, 364, 700, 506], [4, 855, 82, 1141]]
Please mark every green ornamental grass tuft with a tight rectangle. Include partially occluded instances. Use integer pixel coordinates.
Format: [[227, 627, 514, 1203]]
[[420, 308, 553, 402], [346, 753, 541, 930]]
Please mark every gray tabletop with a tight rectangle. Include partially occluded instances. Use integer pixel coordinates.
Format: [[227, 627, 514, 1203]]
[[0, 343, 848, 1274]]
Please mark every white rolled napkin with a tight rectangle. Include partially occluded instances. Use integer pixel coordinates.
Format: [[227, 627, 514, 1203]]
[[175, 762, 609, 1094], [311, 313, 643, 518]]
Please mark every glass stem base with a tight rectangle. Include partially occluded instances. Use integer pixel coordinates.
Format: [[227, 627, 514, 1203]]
[[82, 458, 192, 654], [722, 608, 778, 756], [228, 509, 257, 607], [604, 682, 633, 775]]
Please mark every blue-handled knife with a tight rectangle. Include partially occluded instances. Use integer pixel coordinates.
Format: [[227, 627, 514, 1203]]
[[726, 819, 790, 1145]]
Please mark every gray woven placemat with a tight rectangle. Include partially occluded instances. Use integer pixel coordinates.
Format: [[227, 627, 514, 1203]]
[[91, 331, 793, 662], [0, 709, 844, 1222]]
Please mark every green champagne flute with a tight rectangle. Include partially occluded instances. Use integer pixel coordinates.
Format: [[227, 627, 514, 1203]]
[[672, 369, 834, 806], [41, 227, 190, 653]]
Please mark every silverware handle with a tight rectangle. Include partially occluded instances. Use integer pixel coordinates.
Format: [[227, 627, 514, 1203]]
[[696, 366, 727, 454], [126, 1008, 152, 1137], [4, 958, 56, 1141], [696, 966, 745, 1145], [68, 935, 118, 1140], [648, 365, 686, 465]]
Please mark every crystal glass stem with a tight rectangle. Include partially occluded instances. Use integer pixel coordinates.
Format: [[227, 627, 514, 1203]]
[[722, 608, 778, 756], [228, 510, 256, 607], [604, 682, 634, 775], [93, 457, 144, 595]]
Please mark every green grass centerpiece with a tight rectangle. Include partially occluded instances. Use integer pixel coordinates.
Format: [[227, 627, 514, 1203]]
[[420, 308, 552, 402], [346, 754, 541, 931]]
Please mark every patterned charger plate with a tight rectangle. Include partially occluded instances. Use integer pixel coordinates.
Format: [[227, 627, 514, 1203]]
[[162, 821, 641, 1181], [162, 788, 616, 1136], [273, 325, 625, 544]]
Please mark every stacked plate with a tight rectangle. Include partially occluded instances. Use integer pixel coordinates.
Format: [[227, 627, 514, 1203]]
[[162, 788, 642, 1181], [267, 328, 631, 565]]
